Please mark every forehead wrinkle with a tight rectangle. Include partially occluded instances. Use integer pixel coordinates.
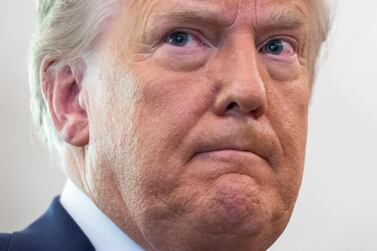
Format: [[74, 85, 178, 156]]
[[153, 9, 230, 25], [154, 0, 235, 22], [142, 1, 238, 39]]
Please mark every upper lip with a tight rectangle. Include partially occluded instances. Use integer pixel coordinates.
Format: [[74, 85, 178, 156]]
[[198, 144, 254, 154]]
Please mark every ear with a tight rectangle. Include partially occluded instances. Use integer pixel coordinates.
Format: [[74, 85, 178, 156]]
[[41, 58, 89, 147]]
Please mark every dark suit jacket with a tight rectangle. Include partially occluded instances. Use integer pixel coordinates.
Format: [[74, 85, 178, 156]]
[[0, 197, 95, 251]]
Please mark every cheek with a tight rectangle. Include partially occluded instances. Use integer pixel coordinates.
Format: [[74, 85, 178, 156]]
[[268, 75, 310, 152], [131, 67, 212, 153], [267, 78, 310, 202], [127, 66, 215, 189], [84, 60, 141, 183], [87, 65, 135, 144]]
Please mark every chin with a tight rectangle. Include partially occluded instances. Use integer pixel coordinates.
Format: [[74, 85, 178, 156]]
[[138, 162, 296, 251], [190, 194, 290, 251], [187, 175, 287, 244], [140, 174, 292, 251]]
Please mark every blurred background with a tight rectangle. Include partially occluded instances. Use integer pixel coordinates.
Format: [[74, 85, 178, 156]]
[[0, 0, 376, 250]]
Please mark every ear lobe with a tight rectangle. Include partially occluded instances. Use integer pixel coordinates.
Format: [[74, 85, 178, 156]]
[[41, 59, 89, 147]]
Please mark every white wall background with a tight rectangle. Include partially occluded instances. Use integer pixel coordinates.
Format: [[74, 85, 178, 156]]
[[0, 0, 66, 233], [0, 1, 376, 250]]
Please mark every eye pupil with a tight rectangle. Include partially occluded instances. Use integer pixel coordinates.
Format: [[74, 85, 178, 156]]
[[265, 40, 284, 55], [168, 32, 189, 47]]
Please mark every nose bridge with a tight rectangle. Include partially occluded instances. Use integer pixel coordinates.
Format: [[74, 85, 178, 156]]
[[225, 31, 264, 90], [214, 31, 267, 117]]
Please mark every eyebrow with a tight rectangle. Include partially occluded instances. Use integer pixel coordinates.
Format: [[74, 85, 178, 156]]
[[144, 8, 234, 37], [255, 8, 308, 33]]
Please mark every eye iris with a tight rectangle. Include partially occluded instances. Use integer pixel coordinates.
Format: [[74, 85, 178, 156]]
[[266, 40, 284, 55], [168, 32, 189, 46]]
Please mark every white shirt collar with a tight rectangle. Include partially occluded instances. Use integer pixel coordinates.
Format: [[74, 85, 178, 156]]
[[60, 179, 144, 251]]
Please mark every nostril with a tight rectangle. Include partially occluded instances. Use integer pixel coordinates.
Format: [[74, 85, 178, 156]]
[[224, 99, 266, 118], [226, 102, 237, 111]]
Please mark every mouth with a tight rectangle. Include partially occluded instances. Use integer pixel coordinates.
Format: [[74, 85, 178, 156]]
[[195, 148, 266, 161], [189, 129, 276, 173], [190, 147, 272, 183], [195, 141, 270, 159]]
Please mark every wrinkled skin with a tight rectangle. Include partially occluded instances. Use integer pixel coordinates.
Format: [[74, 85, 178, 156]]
[[50, 0, 316, 250]]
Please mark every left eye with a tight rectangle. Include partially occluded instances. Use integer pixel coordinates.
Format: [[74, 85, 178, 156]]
[[261, 39, 295, 56]]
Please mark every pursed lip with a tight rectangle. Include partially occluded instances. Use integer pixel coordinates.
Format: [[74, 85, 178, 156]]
[[195, 147, 266, 162], [193, 139, 272, 164], [190, 141, 273, 180], [188, 123, 277, 170], [197, 147, 256, 156]]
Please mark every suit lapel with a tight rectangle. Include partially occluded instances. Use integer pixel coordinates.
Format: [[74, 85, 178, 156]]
[[8, 197, 95, 251]]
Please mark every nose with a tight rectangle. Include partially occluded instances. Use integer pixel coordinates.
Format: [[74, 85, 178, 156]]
[[213, 33, 267, 118]]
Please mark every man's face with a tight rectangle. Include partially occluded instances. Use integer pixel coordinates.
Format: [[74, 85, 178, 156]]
[[83, 0, 313, 250]]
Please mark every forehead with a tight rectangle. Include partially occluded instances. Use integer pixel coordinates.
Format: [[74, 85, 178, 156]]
[[125, 0, 312, 25]]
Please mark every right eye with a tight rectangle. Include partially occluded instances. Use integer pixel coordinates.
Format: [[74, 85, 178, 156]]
[[166, 31, 192, 47], [158, 30, 213, 70], [165, 30, 208, 50]]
